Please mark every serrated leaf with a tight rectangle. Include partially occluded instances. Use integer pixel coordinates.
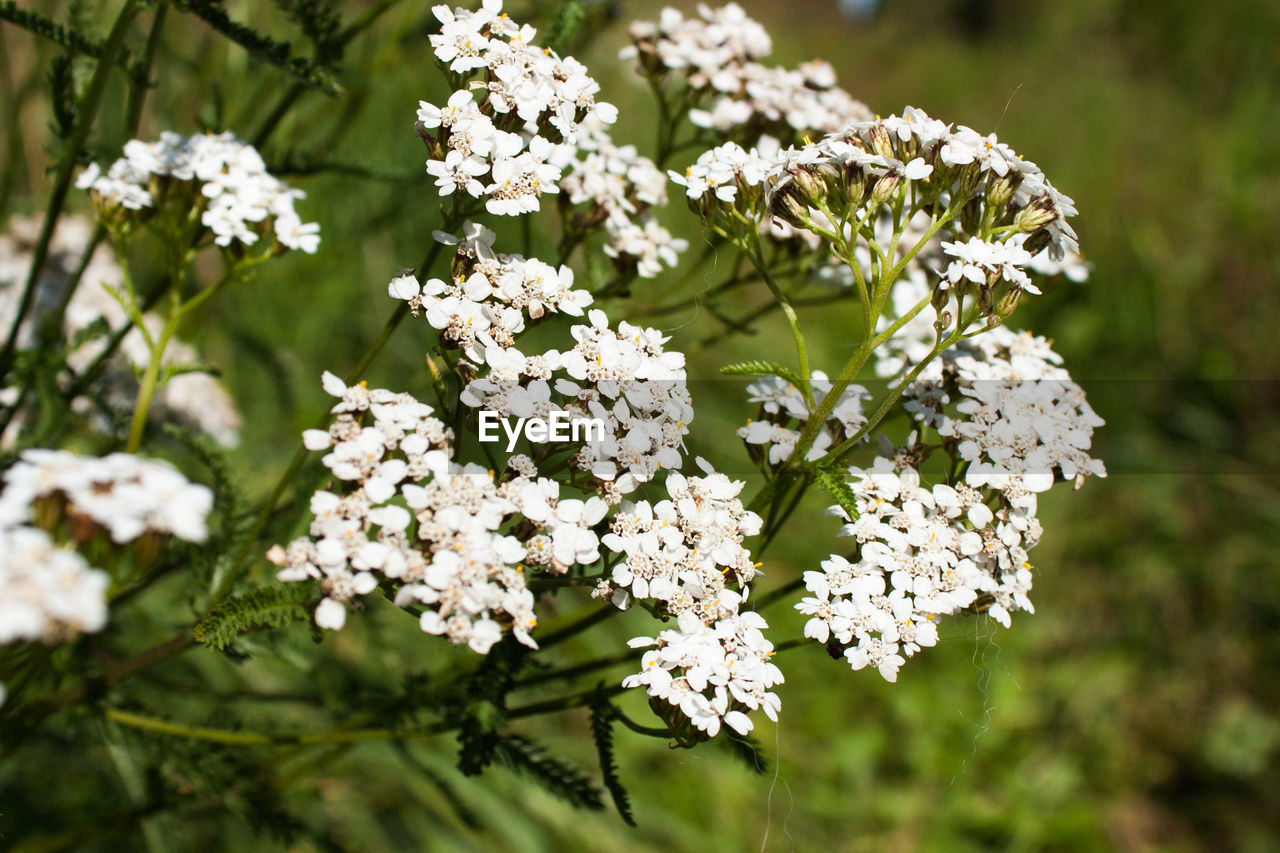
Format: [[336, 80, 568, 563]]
[[494, 732, 604, 812], [720, 360, 804, 389], [193, 584, 316, 650], [814, 468, 860, 520]]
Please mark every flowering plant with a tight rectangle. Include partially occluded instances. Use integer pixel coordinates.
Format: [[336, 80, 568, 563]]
[[0, 0, 1104, 841]]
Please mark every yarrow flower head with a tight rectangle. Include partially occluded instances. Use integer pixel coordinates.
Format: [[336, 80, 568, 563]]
[[0, 449, 214, 543], [0, 526, 108, 644], [390, 223, 593, 365], [417, 0, 618, 216], [622, 4, 871, 139], [77, 131, 319, 253]]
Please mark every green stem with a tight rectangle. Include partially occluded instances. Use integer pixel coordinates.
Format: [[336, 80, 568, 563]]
[[124, 291, 179, 452]]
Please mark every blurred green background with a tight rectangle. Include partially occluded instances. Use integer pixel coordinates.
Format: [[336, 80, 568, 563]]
[[2, 0, 1279, 849]]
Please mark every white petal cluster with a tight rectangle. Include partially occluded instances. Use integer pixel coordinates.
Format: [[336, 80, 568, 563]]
[[420, 0, 617, 216], [622, 4, 871, 136], [77, 132, 319, 252], [678, 106, 1080, 262], [798, 455, 1043, 681], [604, 458, 779, 737], [0, 449, 213, 543], [461, 307, 692, 500], [878, 317, 1107, 493], [943, 376, 1108, 493], [271, 373, 612, 653], [0, 525, 108, 644], [601, 459, 762, 615], [941, 237, 1036, 293], [560, 132, 687, 278], [623, 609, 782, 738], [738, 370, 870, 464], [390, 223, 592, 365], [0, 216, 241, 447]]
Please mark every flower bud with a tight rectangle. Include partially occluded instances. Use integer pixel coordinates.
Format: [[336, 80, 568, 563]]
[[996, 286, 1022, 321], [869, 123, 895, 159], [870, 170, 902, 206], [985, 173, 1016, 208], [960, 197, 984, 234], [768, 186, 810, 229], [956, 162, 983, 199], [1021, 228, 1053, 255], [1014, 197, 1057, 232]]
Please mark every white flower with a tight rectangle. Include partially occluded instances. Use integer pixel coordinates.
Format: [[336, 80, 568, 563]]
[[0, 449, 213, 543], [79, 131, 318, 253], [0, 525, 109, 644]]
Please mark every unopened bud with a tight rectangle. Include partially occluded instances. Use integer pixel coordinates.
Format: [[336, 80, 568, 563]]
[[985, 173, 1016, 208], [842, 166, 867, 210], [869, 123, 895, 159], [956, 162, 982, 199], [934, 309, 953, 334], [870, 170, 902, 205], [769, 187, 810, 229], [1021, 228, 1052, 255], [996, 286, 1022, 320], [1014, 196, 1057, 232], [930, 285, 951, 313], [960, 197, 984, 234]]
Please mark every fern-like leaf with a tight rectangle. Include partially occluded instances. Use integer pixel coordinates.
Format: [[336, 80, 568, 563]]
[[720, 360, 805, 390], [494, 732, 604, 811], [590, 701, 636, 825], [193, 584, 316, 650], [172, 0, 337, 92], [0, 1, 117, 61], [544, 0, 586, 55], [814, 467, 860, 520]]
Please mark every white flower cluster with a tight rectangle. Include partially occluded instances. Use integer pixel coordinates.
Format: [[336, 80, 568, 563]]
[[798, 455, 1043, 681], [0, 525, 107, 644], [419, 0, 617, 216], [0, 449, 213, 543], [605, 460, 778, 737], [389, 223, 592, 365], [622, 4, 871, 136], [0, 216, 241, 447], [877, 308, 1107, 493], [623, 609, 781, 738], [561, 131, 688, 278], [271, 373, 612, 653], [0, 448, 212, 649], [461, 307, 692, 501], [601, 460, 762, 615], [77, 132, 319, 253], [676, 106, 1080, 263], [941, 236, 1036, 293], [738, 370, 870, 464]]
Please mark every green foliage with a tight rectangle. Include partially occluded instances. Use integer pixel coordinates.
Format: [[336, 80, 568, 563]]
[[0, 1, 112, 61], [47, 53, 78, 139], [543, 0, 586, 56], [813, 466, 859, 521], [171, 0, 338, 92], [447, 638, 530, 776], [493, 731, 605, 812], [589, 701, 636, 825], [720, 359, 805, 389], [192, 584, 316, 650]]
